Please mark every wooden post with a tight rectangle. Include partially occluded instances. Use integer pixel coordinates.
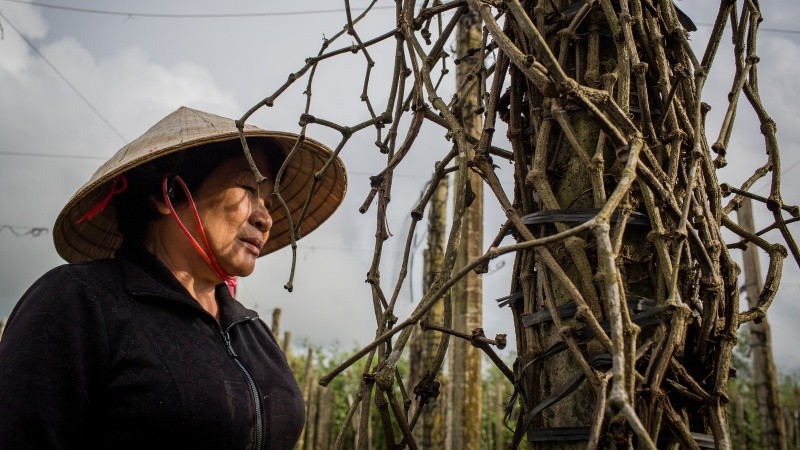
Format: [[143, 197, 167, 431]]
[[315, 387, 334, 449], [494, 380, 504, 450], [347, 393, 361, 443], [297, 347, 314, 450], [304, 369, 319, 450], [0, 316, 7, 341], [448, 8, 484, 450], [367, 404, 374, 450], [271, 308, 282, 348], [731, 387, 750, 450], [484, 378, 492, 448], [282, 331, 292, 356], [410, 144, 449, 447], [737, 198, 787, 450]]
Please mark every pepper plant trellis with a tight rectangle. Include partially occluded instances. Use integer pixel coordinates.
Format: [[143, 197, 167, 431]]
[[235, 1, 797, 448]]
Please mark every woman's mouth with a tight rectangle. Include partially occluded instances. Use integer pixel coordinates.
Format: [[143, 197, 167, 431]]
[[239, 236, 264, 255]]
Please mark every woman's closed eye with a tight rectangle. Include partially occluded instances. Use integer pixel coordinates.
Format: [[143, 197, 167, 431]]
[[240, 183, 273, 210], [240, 184, 258, 196]]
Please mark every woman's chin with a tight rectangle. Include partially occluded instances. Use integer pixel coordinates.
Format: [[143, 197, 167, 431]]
[[238, 265, 256, 277], [223, 257, 257, 277]]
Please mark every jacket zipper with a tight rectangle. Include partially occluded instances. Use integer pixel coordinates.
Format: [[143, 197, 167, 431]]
[[222, 326, 263, 450], [131, 290, 265, 448]]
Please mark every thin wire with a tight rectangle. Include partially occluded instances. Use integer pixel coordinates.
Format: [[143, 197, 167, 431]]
[[0, 224, 50, 237], [0, 150, 106, 160], [0, 11, 127, 143], [695, 22, 800, 36], [5, 1, 800, 35], [3, 0, 395, 19], [0, 150, 447, 180]]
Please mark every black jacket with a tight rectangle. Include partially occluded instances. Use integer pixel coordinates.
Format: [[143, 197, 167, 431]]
[[0, 245, 304, 449]]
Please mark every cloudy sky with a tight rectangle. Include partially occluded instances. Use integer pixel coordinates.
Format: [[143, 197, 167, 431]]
[[1, 1, 799, 372]]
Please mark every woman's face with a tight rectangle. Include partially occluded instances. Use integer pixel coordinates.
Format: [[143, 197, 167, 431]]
[[186, 150, 274, 277]]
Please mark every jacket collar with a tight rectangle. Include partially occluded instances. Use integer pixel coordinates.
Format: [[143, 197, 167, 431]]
[[116, 243, 259, 329]]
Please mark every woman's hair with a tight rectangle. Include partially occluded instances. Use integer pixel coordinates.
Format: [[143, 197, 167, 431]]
[[114, 138, 285, 244]]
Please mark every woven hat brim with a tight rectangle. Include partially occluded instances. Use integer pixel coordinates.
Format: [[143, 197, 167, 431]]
[[53, 108, 346, 263]]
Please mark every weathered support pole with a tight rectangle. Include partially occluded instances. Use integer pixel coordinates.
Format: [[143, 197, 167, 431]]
[[410, 170, 449, 448], [315, 387, 334, 449], [731, 386, 751, 450], [298, 347, 314, 450], [494, 380, 504, 450], [0, 316, 7, 340], [304, 369, 319, 450], [282, 330, 292, 357], [271, 308, 282, 348], [447, 7, 484, 450], [737, 197, 787, 450]]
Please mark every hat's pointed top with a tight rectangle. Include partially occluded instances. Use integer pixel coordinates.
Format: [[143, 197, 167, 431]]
[[90, 106, 266, 183]]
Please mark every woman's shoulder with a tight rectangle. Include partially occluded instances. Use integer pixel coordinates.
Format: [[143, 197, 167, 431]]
[[1, 260, 118, 368], [38, 257, 123, 289], [13, 258, 124, 315]]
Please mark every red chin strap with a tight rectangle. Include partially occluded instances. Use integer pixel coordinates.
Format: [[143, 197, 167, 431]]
[[162, 174, 237, 297], [76, 175, 128, 224]]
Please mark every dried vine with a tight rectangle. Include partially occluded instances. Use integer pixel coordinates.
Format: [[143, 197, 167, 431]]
[[235, 1, 796, 448]]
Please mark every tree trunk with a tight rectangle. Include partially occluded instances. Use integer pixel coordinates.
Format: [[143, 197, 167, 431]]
[[487, 2, 742, 448], [410, 162, 449, 449], [447, 9, 484, 450], [737, 197, 787, 450]]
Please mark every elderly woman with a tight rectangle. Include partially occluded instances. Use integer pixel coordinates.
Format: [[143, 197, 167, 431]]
[[0, 107, 347, 449]]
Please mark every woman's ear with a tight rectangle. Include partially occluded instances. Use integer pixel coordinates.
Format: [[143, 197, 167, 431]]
[[151, 194, 172, 216]]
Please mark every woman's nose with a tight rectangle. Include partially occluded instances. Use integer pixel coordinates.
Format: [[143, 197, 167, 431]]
[[251, 199, 273, 232]]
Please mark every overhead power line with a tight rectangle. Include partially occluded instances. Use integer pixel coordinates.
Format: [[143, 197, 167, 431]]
[[0, 150, 438, 180], [5, 1, 800, 35], [0, 149, 519, 185], [0, 11, 127, 143], [0, 150, 106, 160], [3, 0, 395, 19], [694, 22, 800, 36]]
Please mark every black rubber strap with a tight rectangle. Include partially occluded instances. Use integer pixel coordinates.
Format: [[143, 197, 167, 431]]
[[508, 299, 673, 434], [495, 290, 523, 308], [522, 354, 612, 435], [572, 303, 673, 342], [528, 426, 591, 442], [529, 429, 715, 446], [655, 431, 717, 448], [521, 296, 656, 328], [689, 433, 716, 449], [521, 208, 650, 227]]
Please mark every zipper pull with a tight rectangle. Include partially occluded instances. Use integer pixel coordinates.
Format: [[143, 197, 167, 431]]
[[222, 331, 238, 357]]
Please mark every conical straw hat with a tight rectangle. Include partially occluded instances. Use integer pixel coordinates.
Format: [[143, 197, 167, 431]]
[[53, 106, 347, 263]]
